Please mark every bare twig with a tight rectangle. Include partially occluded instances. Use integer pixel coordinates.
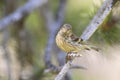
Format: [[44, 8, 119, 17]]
[[55, 61, 72, 80], [41, 0, 67, 69], [80, 0, 117, 41], [40, 3, 56, 68], [44, 63, 86, 74], [40, 0, 72, 80], [56, 0, 67, 26], [55, 0, 118, 80], [0, 0, 47, 31]]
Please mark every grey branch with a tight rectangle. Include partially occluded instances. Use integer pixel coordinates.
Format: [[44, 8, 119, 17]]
[[55, 61, 72, 80], [44, 63, 86, 74], [80, 0, 113, 41], [42, 0, 67, 71], [55, 0, 118, 80], [0, 0, 47, 31], [56, 0, 67, 26]]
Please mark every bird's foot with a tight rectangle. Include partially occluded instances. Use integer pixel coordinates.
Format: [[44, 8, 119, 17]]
[[66, 52, 82, 63]]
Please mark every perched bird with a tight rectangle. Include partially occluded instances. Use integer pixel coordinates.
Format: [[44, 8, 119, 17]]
[[56, 24, 98, 62]]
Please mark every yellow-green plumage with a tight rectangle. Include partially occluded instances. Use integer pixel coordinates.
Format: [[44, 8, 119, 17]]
[[56, 24, 94, 53]]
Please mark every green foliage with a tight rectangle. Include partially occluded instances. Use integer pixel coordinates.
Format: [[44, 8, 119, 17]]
[[26, 11, 48, 50], [25, 12, 48, 71], [101, 25, 120, 44], [90, 12, 120, 45]]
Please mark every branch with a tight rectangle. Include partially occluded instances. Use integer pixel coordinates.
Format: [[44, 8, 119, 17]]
[[55, 0, 67, 68], [40, 2, 55, 33], [44, 63, 86, 74], [80, 0, 116, 41], [0, 0, 47, 31], [41, 0, 67, 70], [55, 0, 118, 80], [56, 0, 67, 26], [55, 61, 72, 80], [40, 2, 55, 67]]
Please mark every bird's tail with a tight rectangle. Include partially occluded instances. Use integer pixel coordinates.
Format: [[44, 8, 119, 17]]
[[90, 46, 99, 51], [84, 45, 99, 51]]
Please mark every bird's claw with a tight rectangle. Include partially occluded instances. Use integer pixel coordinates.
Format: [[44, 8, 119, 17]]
[[66, 52, 82, 63]]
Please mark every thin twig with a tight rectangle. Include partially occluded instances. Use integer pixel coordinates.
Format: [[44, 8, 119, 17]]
[[55, 61, 72, 80], [56, 0, 67, 26], [44, 63, 86, 74], [55, 0, 118, 80], [40, 3, 57, 68], [80, 0, 117, 41], [41, 0, 67, 70]]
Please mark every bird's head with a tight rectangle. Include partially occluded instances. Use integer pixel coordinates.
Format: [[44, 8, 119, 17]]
[[59, 24, 72, 35]]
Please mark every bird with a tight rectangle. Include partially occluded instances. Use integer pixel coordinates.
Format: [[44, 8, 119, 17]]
[[55, 24, 98, 62]]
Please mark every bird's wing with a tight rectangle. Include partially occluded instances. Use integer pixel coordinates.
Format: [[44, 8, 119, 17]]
[[65, 33, 81, 46], [69, 33, 83, 44]]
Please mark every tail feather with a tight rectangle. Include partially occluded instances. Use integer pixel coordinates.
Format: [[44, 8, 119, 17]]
[[84, 45, 99, 51], [91, 46, 99, 51]]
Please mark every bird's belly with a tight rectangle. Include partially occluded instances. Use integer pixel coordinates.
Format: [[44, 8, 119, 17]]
[[56, 36, 81, 53], [63, 43, 80, 53]]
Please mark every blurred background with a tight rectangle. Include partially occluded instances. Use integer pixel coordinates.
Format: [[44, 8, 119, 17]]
[[0, 0, 120, 80]]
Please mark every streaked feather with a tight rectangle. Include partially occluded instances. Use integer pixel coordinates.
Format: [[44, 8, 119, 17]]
[[56, 24, 98, 53]]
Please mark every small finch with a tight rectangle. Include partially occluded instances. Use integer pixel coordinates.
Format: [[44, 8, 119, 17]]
[[56, 24, 98, 62]]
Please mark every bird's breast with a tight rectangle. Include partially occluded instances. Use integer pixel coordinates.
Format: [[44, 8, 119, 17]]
[[56, 34, 77, 53], [56, 34, 66, 52]]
